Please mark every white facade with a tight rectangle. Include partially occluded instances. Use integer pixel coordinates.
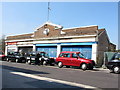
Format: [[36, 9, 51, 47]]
[[5, 35, 98, 63]]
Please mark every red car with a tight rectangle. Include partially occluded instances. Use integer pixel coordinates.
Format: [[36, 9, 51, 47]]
[[0, 51, 6, 61], [56, 51, 95, 70]]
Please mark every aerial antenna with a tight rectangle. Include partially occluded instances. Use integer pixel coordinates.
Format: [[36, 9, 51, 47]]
[[47, 2, 51, 22]]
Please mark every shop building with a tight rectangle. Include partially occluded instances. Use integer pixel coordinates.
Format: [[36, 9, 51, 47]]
[[5, 22, 116, 66]]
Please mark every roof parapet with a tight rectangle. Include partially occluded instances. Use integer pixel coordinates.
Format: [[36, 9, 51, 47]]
[[62, 25, 98, 31], [35, 21, 63, 31]]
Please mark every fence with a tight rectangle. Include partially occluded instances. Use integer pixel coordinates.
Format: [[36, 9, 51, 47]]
[[102, 52, 117, 68]]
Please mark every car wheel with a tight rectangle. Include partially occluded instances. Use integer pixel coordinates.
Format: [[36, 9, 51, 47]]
[[81, 63, 87, 70], [8, 59, 11, 62], [43, 61, 47, 65], [16, 59, 19, 63], [58, 62, 63, 68], [27, 60, 31, 65], [22, 59, 26, 63], [6, 58, 9, 62], [113, 66, 120, 74]]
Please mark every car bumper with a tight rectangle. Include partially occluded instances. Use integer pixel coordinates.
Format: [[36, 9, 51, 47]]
[[106, 65, 113, 70], [1, 57, 6, 61], [87, 61, 95, 69], [87, 63, 94, 68]]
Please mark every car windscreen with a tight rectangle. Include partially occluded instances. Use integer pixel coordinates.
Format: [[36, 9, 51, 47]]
[[114, 53, 120, 60], [14, 52, 21, 56], [40, 53, 49, 57], [77, 53, 85, 58], [30, 53, 36, 56]]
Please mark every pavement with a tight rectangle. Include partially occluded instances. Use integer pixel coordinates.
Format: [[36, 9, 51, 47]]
[[93, 67, 110, 72], [94, 67, 109, 70]]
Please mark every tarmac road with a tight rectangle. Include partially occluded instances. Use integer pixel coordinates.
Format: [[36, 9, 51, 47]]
[[1, 61, 119, 89]]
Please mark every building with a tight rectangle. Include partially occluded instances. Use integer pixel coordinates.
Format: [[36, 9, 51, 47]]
[[5, 22, 116, 66], [108, 43, 116, 52]]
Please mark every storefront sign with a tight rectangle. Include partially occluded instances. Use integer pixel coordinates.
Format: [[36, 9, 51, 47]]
[[7, 42, 17, 45], [7, 46, 18, 52]]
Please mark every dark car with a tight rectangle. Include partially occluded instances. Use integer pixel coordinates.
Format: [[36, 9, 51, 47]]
[[106, 52, 120, 74], [26, 52, 55, 65], [26, 52, 40, 65], [6, 52, 26, 63], [0, 51, 6, 61], [39, 52, 55, 66], [56, 51, 95, 70]]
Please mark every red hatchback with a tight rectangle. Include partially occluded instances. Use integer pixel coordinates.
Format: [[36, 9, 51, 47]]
[[56, 51, 95, 70]]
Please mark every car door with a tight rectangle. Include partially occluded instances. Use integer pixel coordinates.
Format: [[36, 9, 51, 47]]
[[71, 53, 81, 66], [57, 53, 71, 66], [63, 53, 71, 66], [9, 53, 15, 60]]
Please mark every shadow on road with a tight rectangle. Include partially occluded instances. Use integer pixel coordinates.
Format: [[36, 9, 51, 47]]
[[2, 65, 49, 74], [1, 65, 94, 89], [69, 66, 101, 71]]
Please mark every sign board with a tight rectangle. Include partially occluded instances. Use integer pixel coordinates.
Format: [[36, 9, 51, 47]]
[[7, 42, 17, 45]]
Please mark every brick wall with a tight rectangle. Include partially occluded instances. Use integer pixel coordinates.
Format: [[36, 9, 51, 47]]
[[34, 24, 98, 39], [6, 33, 33, 40], [97, 29, 110, 66], [6, 24, 99, 40], [34, 24, 61, 39]]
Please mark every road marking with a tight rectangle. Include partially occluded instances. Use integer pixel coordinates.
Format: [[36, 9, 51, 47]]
[[11, 71, 98, 89]]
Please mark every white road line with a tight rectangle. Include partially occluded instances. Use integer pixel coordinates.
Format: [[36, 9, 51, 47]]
[[11, 71, 98, 89]]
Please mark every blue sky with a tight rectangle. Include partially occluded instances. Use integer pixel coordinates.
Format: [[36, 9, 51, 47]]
[[2, 2, 118, 48]]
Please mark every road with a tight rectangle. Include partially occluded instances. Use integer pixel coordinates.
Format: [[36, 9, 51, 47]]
[[1, 61, 119, 89]]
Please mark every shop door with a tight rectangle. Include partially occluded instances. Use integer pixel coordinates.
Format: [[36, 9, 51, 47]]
[[18, 47, 33, 54], [61, 45, 92, 59], [36, 46, 57, 58]]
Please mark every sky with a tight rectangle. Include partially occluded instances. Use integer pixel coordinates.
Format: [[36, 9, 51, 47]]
[[1, 1, 118, 49]]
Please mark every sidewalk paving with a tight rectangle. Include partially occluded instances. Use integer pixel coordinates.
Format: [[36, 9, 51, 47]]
[[93, 67, 110, 72]]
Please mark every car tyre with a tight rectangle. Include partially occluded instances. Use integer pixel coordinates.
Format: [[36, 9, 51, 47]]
[[23, 59, 26, 63], [8, 59, 11, 62], [43, 61, 47, 65], [16, 59, 19, 63], [27, 60, 31, 65], [6, 58, 9, 62], [81, 63, 87, 70], [58, 62, 63, 68], [113, 66, 120, 74]]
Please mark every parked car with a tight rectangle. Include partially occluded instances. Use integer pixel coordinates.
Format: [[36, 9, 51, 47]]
[[106, 52, 120, 74], [0, 51, 6, 61], [26, 52, 40, 65], [6, 52, 26, 63], [56, 51, 95, 70], [26, 51, 55, 65], [39, 52, 55, 66]]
